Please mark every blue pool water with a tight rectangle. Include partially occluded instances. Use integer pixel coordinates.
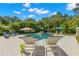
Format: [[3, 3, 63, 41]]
[[30, 33, 53, 40]]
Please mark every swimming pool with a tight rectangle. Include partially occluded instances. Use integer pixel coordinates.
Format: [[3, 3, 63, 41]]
[[27, 33, 53, 40]]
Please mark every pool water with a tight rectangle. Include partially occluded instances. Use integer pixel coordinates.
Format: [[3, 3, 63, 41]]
[[30, 33, 53, 40]]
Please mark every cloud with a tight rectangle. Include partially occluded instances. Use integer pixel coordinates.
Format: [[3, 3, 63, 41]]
[[66, 3, 76, 10], [51, 12, 57, 15], [22, 8, 26, 11], [28, 8, 49, 14], [27, 14, 34, 18], [28, 8, 38, 12], [49, 12, 57, 16], [23, 3, 30, 7], [35, 8, 49, 14], [13, 10, 21, 14], [23, 16, 26, 18], [35, 8, 44, 14], [37, 10, 49, 14]]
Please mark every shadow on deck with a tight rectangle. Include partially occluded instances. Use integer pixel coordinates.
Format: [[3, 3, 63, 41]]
[[50, 45, 68, 56]]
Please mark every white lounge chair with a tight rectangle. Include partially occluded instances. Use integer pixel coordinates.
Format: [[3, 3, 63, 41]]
[[23, 37, 37, 56], [47, 37, 60, 45], [45, 37, 60, 56]]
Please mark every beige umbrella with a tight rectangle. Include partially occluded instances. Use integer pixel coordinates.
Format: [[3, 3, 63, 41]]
[[20, 27, 33, 31]]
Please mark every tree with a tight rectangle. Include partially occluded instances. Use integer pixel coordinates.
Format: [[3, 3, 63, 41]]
[[24, 18, 35, 22], [73, 7, 79, 14], [9, 22, 20, 32]]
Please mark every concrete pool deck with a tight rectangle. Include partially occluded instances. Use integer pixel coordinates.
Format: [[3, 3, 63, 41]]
[[0, 35, 79, 56], [0, 36, 25, 56], [57, 35, 79, 56]]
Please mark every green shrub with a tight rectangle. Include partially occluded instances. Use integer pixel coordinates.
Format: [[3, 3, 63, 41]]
[[50, 28, 56, 33], [76, 36, 79, 43], [20, 44, 26, 56]]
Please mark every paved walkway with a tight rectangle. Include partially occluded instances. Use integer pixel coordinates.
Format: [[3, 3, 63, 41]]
[[0, 36, 25, 56], [57, 36, 79, 56]]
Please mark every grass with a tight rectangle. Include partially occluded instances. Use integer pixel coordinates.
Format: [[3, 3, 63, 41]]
[[76, 36, 79, 43]]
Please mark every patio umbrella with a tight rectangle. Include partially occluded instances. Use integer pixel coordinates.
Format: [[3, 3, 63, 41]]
[[56, 27, 62, 33], [20, 27, 33, 31]]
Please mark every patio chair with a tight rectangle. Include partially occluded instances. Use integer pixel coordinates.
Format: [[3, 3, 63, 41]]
[[3, 32, 10, 39], [45, 37, 60, 56], [23, 37, 38, 56], [12, 31, 16, 36], [23, 37, 37, 44], [47, 36, 60, 45], [24, 44, 36, 56]]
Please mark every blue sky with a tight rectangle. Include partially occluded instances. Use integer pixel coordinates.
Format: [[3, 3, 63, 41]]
[[0, 3, 76, 20]]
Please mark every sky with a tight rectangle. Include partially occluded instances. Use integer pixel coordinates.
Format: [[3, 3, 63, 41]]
[[0, 3, 77, 20]]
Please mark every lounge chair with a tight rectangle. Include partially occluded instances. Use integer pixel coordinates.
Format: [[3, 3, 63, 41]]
[[45, 36, 60, 56], [47, 36, 60, 45], [22, 37, 37, 56], [24, 44, 35, 56], [23, 37, 37, 44]]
